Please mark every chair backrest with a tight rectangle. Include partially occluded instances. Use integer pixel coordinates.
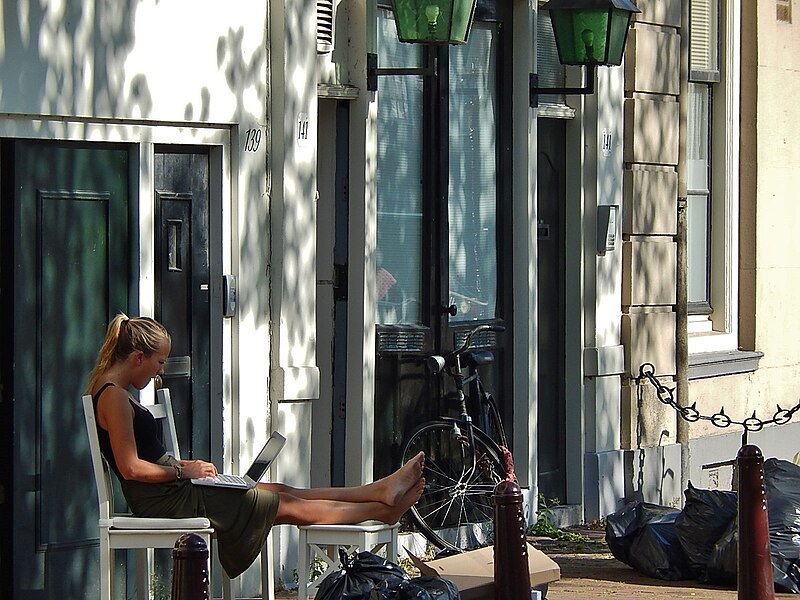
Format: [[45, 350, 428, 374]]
[[152, 388, 181, 460], [82, 388, 181, 520], [82, 394, 114, 521]]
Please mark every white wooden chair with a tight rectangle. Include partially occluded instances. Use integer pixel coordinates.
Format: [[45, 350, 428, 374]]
[[297, 521, 400, 599], [83, 388, 273, 599]]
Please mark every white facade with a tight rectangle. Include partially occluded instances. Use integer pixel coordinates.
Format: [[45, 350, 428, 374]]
[[8, 0, 800, 596]]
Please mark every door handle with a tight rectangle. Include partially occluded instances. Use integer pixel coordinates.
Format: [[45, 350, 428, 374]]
[[442, 303, 458, 316]]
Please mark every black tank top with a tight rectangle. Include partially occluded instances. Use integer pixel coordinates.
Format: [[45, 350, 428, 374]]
[[92, 383, 167, 480]]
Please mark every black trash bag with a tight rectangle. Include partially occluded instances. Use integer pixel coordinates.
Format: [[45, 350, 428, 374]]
[[605, 501, 681, 567], [626, 511, 693, 580], [674, 481, 738, 582], [315, 548, 409, 600], [705, 518, 737, 587], [370, 575, 461, 600], [764, 458, 800, 593]]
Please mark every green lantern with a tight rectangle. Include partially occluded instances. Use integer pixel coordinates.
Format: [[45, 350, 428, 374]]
[[391, 0, 478, 44], [541, 0, 640, 66]]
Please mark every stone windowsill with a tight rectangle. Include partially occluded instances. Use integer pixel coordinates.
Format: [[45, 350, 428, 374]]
[[688, 350, 764, 380]]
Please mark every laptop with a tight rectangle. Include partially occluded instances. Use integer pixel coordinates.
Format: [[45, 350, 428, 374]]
[[191, 431, 286, 490]]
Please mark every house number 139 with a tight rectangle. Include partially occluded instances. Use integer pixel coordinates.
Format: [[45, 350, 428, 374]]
[[244, 128, 262, 152]]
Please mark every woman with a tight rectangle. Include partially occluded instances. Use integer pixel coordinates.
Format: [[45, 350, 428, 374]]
[[87, 314, 425, 578]]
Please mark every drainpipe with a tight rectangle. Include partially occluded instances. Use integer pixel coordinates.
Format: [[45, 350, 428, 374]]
[[676, 0, 690, 493]]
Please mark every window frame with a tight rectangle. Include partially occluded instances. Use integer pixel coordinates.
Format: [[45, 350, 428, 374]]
[[686, 0, 741, 355]]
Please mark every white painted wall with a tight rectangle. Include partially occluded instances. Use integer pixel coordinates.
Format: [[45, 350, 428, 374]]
[[0, 1, 276, 592]]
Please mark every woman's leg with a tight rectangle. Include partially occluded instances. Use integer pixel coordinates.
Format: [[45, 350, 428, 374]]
[[258, 451, 424, 507], [273, 478, 425, 526]]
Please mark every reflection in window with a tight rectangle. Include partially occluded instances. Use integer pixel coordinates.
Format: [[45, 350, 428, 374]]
[[376, 8, 424, 325], [449, 24, 498, 322], [686, 83, 711, 308]]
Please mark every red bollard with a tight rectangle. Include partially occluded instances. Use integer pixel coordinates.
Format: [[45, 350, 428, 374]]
[[494, 448, 530, 600], [171, 533, 210, 600], [737, 444, 774, 600]]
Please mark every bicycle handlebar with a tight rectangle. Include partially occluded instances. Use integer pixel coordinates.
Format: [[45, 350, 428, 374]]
[[452, 324, 505, 357], [425, 324, 505, 374]]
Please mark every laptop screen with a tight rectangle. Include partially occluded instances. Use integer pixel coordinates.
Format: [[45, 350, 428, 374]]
[[245, 432, 287, 481]]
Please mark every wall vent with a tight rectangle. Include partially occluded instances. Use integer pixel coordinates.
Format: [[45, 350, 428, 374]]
[[317, 0, 334, 53], [777, 0, 792, 23]]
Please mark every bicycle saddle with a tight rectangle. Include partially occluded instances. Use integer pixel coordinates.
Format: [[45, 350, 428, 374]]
[[463, 350, 494, 367]]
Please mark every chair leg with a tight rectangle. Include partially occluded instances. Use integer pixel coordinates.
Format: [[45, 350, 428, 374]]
[[261, 535, 275, 600], [221, 572, 234, 600], [297, 529, 309, 600], [134, 548, 150, 600], [100, 538, 113, 600], [388, 526, 399, 564]]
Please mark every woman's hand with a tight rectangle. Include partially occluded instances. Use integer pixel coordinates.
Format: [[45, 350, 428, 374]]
[[178, 460, 218, 480]]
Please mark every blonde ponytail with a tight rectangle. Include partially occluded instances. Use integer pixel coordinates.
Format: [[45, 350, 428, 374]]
[[85, 314, 171, 393]]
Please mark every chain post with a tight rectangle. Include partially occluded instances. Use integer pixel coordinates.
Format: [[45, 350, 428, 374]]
[[736, 445, 775, 599], [171, 533, 210, 600], [493, 448, 530, 600]]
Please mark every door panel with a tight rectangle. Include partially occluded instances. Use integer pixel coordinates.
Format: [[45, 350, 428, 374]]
[[154, 150, 212, 462], [537, 119, 567, 502], [8, 141, 130, 598]]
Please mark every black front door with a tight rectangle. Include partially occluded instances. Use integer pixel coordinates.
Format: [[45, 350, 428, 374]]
[[316, 99, 351, 487], [2, 140, 131, 599], [373, 1, 513, 479], [537, 119, 567, 503], [154, 149, 213, 462]]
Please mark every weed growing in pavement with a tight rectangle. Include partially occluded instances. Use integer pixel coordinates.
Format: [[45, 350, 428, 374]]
[[527, 494, 590, 543]]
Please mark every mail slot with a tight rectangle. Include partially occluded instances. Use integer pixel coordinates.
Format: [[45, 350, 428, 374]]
[[163, 356, 191, 378]]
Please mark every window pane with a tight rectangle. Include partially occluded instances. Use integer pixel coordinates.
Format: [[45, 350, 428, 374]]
[[448, 24, 498, 322], [376, 8, 424, 325], [687, 194, 710, 303], [686, 82, 712, 306], [536, 11, 566, 106], [687, 83, 710, 192]]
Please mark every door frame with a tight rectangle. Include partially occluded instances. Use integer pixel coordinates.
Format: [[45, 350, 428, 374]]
[[0, 126, 233, 598], [153, 146, 222, 465], [371, 1, 516, 479]]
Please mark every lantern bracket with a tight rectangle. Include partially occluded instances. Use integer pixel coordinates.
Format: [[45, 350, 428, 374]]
[[529, 64, 596, 108], [367, 52, 438, 92]]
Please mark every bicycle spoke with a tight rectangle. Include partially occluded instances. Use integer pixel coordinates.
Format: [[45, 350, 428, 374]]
[[424, 457, 467, 484], [402, 420, 507, 553], [420, 494, 463, 524]]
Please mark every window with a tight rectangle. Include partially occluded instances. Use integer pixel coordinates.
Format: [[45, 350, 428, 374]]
[[686, 83, 711, 313], [535, 5, 574, 118], [375, 13, 425, 325], [448, 28, 498, 322], [686, 0, 741, 354], [374, 8, 505, 326]]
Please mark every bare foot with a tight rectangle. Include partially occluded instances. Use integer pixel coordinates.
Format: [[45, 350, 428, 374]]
[[375, 451, 425, 506], [384, 477, 425, 524]]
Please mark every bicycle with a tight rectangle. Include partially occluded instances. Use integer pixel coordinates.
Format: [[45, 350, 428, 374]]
[[400, 323, 510, 554]]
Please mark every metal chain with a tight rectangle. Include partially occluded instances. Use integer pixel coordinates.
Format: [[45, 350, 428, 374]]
[[637, 362, 800, 433]]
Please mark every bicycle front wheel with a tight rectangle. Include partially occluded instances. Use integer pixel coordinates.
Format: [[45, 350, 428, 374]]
[[401, 420, 507, 553]]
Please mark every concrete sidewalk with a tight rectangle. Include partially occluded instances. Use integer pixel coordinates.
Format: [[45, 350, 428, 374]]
[[532, 526, 795, 600], [275, 526, 797, 599], [543, 550, 795, 599]]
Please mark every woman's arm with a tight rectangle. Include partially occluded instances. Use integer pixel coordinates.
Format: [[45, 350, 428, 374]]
[[97, 386, 217, 482], [98, 386, 179, 482]]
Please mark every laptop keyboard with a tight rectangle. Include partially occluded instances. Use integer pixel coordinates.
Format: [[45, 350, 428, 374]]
[[215, 473, 249, 486]]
